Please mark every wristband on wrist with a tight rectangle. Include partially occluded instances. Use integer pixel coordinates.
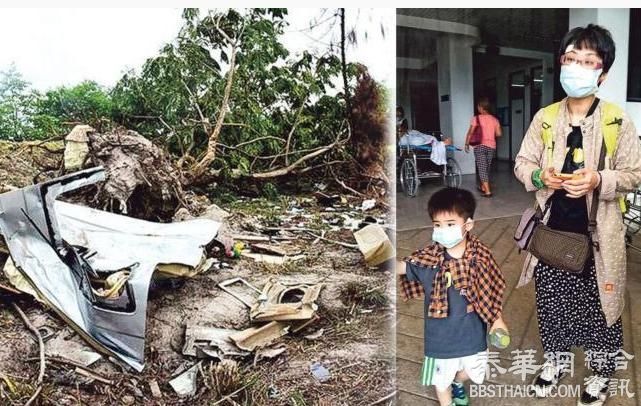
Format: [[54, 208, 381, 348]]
[[532, 168, 545, 189]]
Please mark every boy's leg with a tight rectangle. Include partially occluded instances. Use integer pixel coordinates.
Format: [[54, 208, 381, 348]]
[[455, 369, 470, 382], [435, 386, 454, 406]]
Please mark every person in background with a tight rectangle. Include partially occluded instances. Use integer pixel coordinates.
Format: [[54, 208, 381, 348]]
[[464, 97, 502, 197]]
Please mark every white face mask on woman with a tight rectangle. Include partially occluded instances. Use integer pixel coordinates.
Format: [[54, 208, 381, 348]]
[[560, 60, 603, 98]]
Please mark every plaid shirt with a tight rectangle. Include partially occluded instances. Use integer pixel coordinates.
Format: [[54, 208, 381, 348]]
[[399, 234, 505, 324]]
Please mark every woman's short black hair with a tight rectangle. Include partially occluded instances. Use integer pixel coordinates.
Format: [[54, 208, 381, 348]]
[[559, 24, 616, 73], [428, 187, 476, 220]]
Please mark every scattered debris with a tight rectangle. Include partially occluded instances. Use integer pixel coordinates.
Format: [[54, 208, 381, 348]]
[[241, 251, 305, 265], [255, 346, 286, 362], [46, 330, 102, 367], [250, 280, 324, 322], [304, 329, 324, 340], [149, 379, 162, 399], [122, 395, 135, 405], [314, 192, 341, 207], [74, 367, 113, 385], [182, 325, 250, 359], [230, 321, 290, 352], [218, 277, 262, 308], [310, 362, 331, 383], [250, 243, 302, 257], [361, 199, 376, 211], [169, 362, 201, 397], [353, 224, 395, 266]]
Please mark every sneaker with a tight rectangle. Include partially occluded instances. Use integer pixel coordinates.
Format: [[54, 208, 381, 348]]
[[529, 361, 566, 398], [451, 381, 469, 406], [578, 375, 609, 406]]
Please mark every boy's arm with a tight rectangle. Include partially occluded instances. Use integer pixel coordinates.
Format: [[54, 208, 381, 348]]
[[475, 250, 506, 324], [396, 260, 406, 275], [398, 262, 425, 301]]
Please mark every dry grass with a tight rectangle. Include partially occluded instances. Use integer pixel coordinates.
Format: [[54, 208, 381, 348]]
[[202, 360, 267, 405], [340, 282, 388, 308]]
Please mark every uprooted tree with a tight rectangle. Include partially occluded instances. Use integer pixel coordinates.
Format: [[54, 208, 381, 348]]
[[0, 8, 390, 218], [112, 8, 387, 187]]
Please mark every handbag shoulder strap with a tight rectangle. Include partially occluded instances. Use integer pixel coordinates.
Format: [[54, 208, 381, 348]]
[[588, 137, 606, 248]]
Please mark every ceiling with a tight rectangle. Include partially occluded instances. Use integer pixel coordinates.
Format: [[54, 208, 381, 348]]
[[397, 8, 569, 57]]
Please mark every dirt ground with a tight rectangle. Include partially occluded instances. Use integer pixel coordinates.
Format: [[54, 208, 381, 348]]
[[0, 190, 395, 405]]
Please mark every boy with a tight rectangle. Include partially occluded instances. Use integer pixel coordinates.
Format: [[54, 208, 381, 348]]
[[397, 187, 508, 406]]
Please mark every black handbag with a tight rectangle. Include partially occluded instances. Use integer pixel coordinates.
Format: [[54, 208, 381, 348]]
[[514, 138, 605, 273]]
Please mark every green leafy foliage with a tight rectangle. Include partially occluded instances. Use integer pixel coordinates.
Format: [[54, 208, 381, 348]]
[[0, 64, 36, 141], [0, 8, 386, 188]]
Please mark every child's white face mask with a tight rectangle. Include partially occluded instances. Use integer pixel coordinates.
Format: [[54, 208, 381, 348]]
[[432, 220, 471, 249]]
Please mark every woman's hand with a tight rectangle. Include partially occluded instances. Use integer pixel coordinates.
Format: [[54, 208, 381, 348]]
[[540, 167, 564, 190], [561, 168, 600, 198], [464, 144, 470, 153]]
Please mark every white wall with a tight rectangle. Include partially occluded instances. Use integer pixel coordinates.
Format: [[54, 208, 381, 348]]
[[627, 102, 641, 134], [437, 35, 476, 174], [569, 9, 630, 109]]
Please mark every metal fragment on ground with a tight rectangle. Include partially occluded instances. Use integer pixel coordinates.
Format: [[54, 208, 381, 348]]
[[230, 321, 289, 352], [250, 280, 324, 322], [182, 325, 250, 359], [46, 330, 102, 367], [169, 362, 201, 397], [0, 168, 220, 372], [218, 277, 262, 308]]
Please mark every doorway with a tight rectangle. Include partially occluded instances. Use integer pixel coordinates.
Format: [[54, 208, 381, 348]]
[[409, 81, 440, 133]]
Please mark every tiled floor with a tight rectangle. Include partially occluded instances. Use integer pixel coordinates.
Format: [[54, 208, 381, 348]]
[[396, 161, 533, 232], [395, 163, 641, 406]]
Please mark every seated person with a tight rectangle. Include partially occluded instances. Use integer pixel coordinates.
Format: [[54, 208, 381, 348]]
[[398, 121, 451, 166]]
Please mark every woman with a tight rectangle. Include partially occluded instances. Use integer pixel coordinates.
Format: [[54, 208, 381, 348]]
[[464, 97, 502, 197], [514, 24, 641, 406]]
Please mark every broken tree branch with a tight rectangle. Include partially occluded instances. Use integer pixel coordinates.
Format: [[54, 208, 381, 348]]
[[12, 303, 45, 405], [24, 386, 42, 406], [368, 391, 397, 406], [304, 231, 358, 249], [190, 18, 242, 179], [211, 382, 252, 406], [250, 136, 345, 179], [283, 96, 308, 167], [181, 79, 210, 135]]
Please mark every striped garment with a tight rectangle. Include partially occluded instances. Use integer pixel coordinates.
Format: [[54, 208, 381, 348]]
[[399, 234, 505, 325], [420, 356, 437, 386], [473, 144, 495, 183]]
